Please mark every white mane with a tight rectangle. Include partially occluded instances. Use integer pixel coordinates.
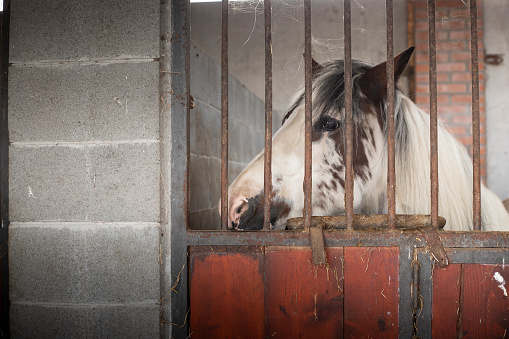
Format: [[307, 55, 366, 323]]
[[361, 94, 509, 231]]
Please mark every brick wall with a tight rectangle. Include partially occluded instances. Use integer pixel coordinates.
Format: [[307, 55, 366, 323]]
[[413, 0, 486, 178]]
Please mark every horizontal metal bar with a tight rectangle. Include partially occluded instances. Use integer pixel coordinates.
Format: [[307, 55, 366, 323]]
[[186, 229, 509, 249]]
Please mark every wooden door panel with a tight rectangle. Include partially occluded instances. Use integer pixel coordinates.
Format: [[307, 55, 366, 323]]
[[190, 246, 401, 338], [344, 247, 400, 338], [462, 264, 509, 338], [432, 263, 509, 338], [265, 247, 344, 338], [189, 246, 265, 339], [432, 264, 462, 337]]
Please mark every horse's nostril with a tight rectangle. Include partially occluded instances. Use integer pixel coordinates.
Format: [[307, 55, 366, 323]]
[[236, 205, 242, 214]]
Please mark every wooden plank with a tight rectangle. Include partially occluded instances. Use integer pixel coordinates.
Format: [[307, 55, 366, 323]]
[[189, 246, 265, 338], [461, 264, 509, 338], [344, 247, 399, 338], [265, 247, 344, 338], [432, 263, 462, 337]]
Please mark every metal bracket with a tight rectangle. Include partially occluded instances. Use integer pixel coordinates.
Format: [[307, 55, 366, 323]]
[[485, 54, 504, 66], [309, 225, 327, 265]]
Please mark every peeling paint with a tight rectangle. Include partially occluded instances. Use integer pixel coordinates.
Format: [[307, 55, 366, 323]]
[[493, 272, 508, 297]]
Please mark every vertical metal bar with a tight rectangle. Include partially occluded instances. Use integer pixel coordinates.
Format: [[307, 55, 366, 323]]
[[220, 0, 229, 230], [263, 0, 272, 230], [162, 0, 190, 337], [344, 0, 354, 230], [386, 0, 396, 229], [0, 5, 11, 333], [303, 0, 312, 229], [428, 0, 439, 228], [470, 0, 482, 231], [407, 0, 416, 99]]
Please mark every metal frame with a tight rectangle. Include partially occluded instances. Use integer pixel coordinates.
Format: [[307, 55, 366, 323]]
[[167, 0, 508, 338], [0, 3, 10, 335]]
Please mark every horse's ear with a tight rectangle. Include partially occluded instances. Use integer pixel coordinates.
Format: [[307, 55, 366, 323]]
[[304, 54, 323, 76], [358, 46, 415, 101], [312, 58, 323, 76]]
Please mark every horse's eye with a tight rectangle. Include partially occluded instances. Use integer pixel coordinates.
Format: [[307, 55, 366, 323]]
[[320, 118, 340, 131]]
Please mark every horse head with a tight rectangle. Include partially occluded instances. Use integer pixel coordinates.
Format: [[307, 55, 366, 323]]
[[222, 47, 415, 230]]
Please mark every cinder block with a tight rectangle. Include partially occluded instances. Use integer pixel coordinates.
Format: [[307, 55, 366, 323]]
[[9, 143, 159, 222], [190, 208, 220, 230], [10, 303, 160, 339], [190, 100, 221, 158], [190, 43, 222, 110], [209, 157, 222, 207], [9, 62, 159, 142], [190, 44, 211, 105], [9, 222, 160, 303], [190, 154, 211, 212], [10, 0, 159, 63]]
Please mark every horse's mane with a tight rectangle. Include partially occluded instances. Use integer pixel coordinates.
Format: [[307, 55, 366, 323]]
[[393, 96, 509, 231], [284, 59, 509, 231]]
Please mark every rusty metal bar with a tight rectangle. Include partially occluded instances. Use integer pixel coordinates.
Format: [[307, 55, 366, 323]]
[[220, 0, 229, 230], [470, 0, 482, 231], [287, 214, 447, 230], [407, 0, 416, 99], [428, 0, 439, 229], [187, 229, 509, 249], [344, 0, 354, 230], [263, 0, 272, 230], [386, 0, 396, 229], [303, 0, 312, 229]]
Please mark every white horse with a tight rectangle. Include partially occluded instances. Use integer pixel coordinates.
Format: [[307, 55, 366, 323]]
[[221, 47, 509, 231]]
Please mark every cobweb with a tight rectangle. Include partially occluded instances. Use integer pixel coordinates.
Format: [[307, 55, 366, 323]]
[[220, 0, 394, 113]]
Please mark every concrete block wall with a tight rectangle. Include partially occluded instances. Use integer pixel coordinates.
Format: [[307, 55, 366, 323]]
[[8, 0, 161, 337], [190, 43, 266, 230]]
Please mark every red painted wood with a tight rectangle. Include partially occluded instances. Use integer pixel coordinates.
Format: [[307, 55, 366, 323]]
[[461, 264, 509, 338], [189, 246, 265, 339], [344, 247, 399, 338], [432, 263, 462, 337], [265, 247, 344, 338]]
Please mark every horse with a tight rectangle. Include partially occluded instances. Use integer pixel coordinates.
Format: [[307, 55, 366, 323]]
[[221, 47, 509, 232]]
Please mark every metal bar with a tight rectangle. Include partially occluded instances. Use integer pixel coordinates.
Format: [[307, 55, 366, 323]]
[[428, 0, 439, 229], [399, 245, 416, 338], [162, 0, 190, 337], [303, 0, 312, 229], [344, 0, 354, 230], [0, 6, 11, 333], [286, 214, 446, 230], [386, 0, 396, 229], [406, 0, 416, 99], [220, 0, 229, 230], [186, 229, 509, 248], [263, 0, 272, 230], [470, 0, 482, 231], [415, 251, 433, 339]]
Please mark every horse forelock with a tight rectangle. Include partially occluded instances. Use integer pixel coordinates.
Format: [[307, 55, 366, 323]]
[[282, 59, 411, 184]]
